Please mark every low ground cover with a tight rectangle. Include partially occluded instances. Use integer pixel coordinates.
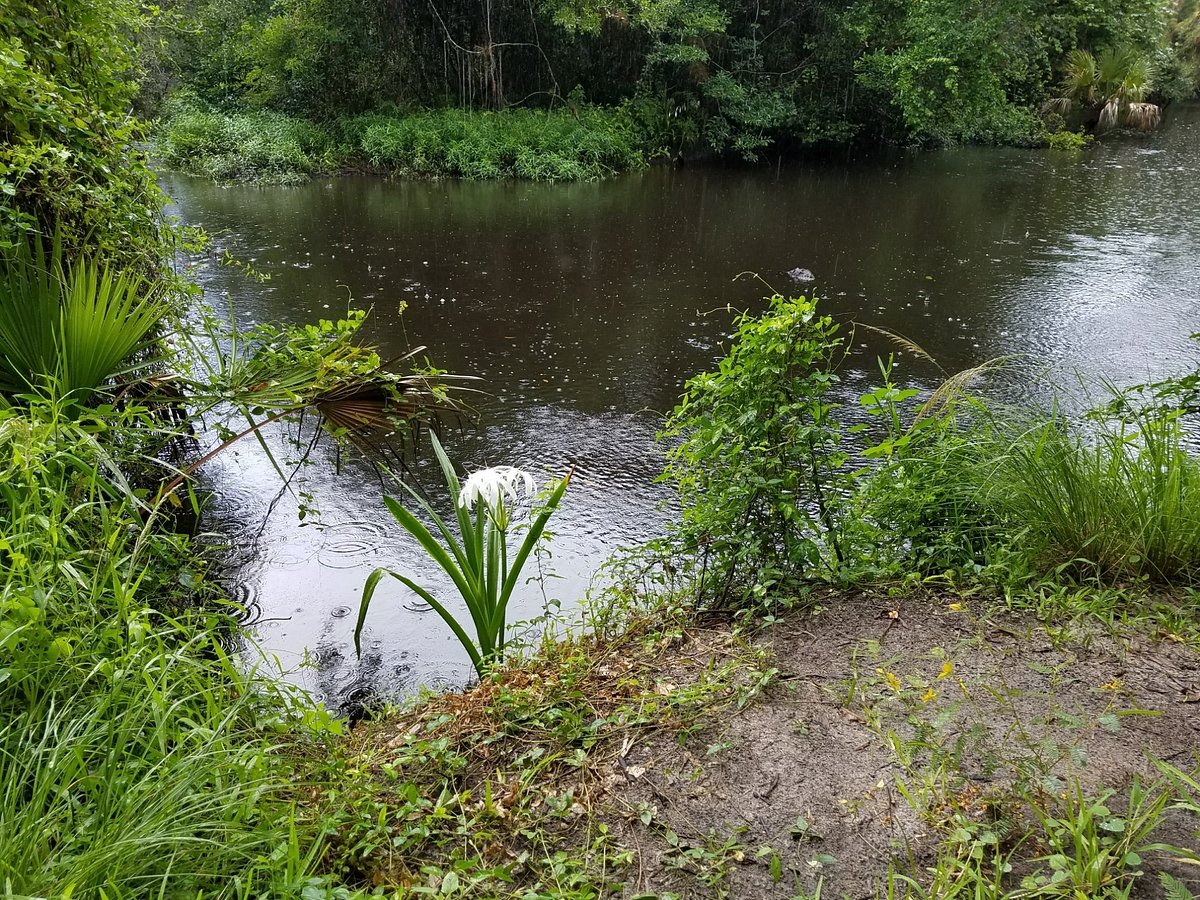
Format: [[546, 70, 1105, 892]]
[[303, 585, 1200, 898], [154, 98, 645, 183]]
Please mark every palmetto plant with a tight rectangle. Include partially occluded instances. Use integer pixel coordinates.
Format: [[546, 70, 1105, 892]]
[[159, 310, 471, 501], [1047, 47, 1162, 132], [355, 432, 570, 678], [0, 232, 169, 407]]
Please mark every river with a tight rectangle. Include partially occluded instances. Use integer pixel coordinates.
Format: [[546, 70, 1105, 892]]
[[163, 106, 1200, 711]]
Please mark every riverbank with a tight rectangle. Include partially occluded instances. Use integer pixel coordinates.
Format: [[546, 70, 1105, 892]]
[[149, 95, 1117, 186], [154, 99, 646, 184], [302, 584, 1200, 898]]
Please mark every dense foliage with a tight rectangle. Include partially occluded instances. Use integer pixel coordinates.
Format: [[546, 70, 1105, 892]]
[[151, 0, 1193, 172], [156, 95, 643, 182], [0, 400, 337, 896], [659, 295, 851, 603], [659, 297, 1200, 606], [0, 0, 172, 267]]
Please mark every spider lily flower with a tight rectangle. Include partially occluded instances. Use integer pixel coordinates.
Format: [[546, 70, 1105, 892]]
[[357, 434, 570, 678], [458, 465, 536, 528]]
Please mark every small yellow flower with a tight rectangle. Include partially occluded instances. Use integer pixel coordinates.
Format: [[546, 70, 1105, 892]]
[[947, 602, 966, 612], [883, 670, 902, 692], [920, 687, 937, 704], [1099, 678, 1123, 692], [937, 661, 954, 680]]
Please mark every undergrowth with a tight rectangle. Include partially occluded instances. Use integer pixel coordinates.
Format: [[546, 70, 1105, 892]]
[[0, 400, 345, 897], [155, 94, 334, 184], [304, 604, 773, 896], [155, 97, 645, 183]]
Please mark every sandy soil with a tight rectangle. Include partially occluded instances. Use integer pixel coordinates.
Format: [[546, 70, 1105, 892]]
[[600, 592, 1200, 899]]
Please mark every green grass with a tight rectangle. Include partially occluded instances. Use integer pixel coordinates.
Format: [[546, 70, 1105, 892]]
[[853, 371, 1200, 590], [155, 95, 334, 184], [348, 106, 643, 181], [154, 97, 645, 183], [984, 410, 1200, 584], [0, 397, 345, 898]]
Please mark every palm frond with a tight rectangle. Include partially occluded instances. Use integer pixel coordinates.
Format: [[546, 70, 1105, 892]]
[[1061, 49, 1099, 104], [1125, 102, 1162, 132], [0, 230, 62, 394], [60, 258, 168, 403], [1098, 97, 1121, 132], [1042, 96, 1075, 119], [0, 230, 168, 405]]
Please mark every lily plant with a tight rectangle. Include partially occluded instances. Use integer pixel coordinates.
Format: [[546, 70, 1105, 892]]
[[355, 432, 570, 678]]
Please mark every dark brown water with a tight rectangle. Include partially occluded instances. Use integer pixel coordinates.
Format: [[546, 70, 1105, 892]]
[[165, 107, 1200, 708]]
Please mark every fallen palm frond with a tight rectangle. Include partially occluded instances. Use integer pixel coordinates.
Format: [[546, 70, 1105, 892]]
[[161, 309, 475, 500]]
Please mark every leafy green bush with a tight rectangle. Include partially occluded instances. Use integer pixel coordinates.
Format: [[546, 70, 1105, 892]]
[[1, 0, 172, 270], [156, 101, 644, 183], [353, 106, 643, 181], [1045, 129, 1093, 151], [849, 365, 1006, 580], [658, 295, 851, 605]]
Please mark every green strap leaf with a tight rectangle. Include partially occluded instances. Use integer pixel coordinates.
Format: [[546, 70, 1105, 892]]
[[356, 567, 483, 675]]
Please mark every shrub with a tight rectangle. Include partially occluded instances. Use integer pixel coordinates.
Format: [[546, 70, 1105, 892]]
[[658, 295, 850, 605], [354, 106, 642, 181], [850, 364, 1007, 580], [1045, 129, 1093, 151], [1, 0, 172, 271], [156, 102, 644, 184], [155, 95, 332, 183]]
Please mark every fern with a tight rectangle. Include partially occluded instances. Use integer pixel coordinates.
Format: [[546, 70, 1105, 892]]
[[1162, 872, 1197, 900]]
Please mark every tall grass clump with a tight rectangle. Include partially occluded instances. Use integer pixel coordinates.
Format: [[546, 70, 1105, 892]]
[[337, 106, 642, 181], [854, 369, 1200, 586], [155, 94, 333, 183], [0, 399, 335, 897], [986, 410, 1200, 582]]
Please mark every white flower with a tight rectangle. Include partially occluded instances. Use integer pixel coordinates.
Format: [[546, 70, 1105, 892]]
[[458, 466, 536, 521]]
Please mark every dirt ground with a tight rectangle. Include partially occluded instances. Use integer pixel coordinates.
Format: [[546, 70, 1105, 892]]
[[597, 592, 1200, 899]]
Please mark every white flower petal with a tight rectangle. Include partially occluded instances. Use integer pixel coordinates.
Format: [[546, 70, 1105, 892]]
[[457, 465, 537, 513]]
